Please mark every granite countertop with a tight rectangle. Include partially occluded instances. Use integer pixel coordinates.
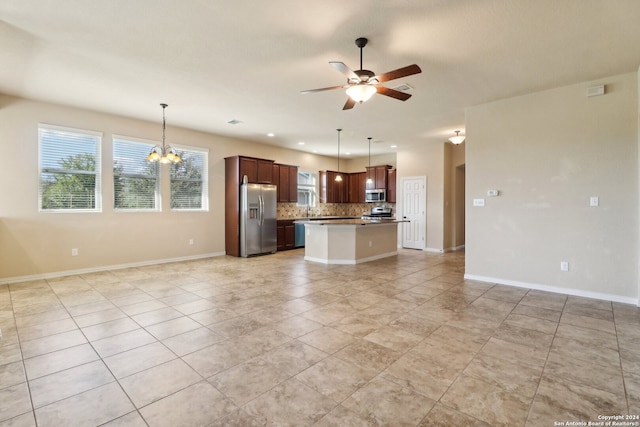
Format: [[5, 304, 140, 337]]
[[278, 216, 360, 221], [295, 218, 406, 225]]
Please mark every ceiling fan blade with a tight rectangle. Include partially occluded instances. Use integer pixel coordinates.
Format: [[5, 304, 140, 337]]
[[330, 62, 360, 81], [342, 97, 356, 110], [373, 64, 422, 83], [300, 85, 346, 94], [376, 86, 412, 101]]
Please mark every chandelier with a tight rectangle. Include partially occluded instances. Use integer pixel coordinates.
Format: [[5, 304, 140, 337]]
[[147, 103, 182, 164]]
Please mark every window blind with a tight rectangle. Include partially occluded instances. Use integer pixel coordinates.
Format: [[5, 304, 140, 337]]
[[170, 147, 208, 210], [38, 125, 102, 211], [113, 138, 159, 210]]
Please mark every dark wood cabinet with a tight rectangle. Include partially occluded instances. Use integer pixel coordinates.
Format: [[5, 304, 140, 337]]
[[289, 165, 298, 203], [365, 168, 376, 190], [277, 219, 295, 251], [387, 168, 396, 203], [239, 156, 274, 184], [320, 170, 348, 203], [348, 172, 366, 203], [366, 165, 391, 190], [279, 165, 290, 201], [225, 155, 276, 257], [273, 163, 298, 203]]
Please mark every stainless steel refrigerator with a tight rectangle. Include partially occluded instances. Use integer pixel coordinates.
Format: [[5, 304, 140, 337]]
[[240, 182, 277, 257]]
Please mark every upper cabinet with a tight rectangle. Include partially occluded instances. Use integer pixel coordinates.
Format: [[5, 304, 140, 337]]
[[320, 167, 396, 204], [387, 168, 396, 203], [366, 165, 391, 190], [239, 156, 274, 184], [348, 172, 366, 203], [274, 163, 298, 203], [319, 170, 348, 203]]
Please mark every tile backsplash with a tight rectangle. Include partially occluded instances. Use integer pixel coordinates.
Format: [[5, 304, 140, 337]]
[[277, 203, 395, 219]]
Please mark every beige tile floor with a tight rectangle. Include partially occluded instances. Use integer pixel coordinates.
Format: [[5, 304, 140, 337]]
[[0, 248, 638, 426]]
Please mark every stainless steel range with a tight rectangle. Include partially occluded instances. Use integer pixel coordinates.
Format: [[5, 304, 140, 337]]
[[362, 206, 394, 220]]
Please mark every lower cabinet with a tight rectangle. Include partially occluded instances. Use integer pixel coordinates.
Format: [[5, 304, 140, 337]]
[[277, 220, 296, 251]]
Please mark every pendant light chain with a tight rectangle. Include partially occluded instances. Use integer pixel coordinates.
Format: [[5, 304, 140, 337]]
[[335, 129, 343, 182], [161, 103, 167, 149], [337, 129, 341, 171], [366, 137, 374, 185]]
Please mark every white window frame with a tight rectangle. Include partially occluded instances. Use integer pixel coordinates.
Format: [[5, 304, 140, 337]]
[[170, 145, 209, 211], [112, 136, 161, 212], [38, 124, 102, 213], [296, 170, 317, 208]]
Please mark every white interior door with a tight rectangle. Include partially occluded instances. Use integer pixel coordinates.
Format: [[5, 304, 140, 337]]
[[401, 176, 426, 249]]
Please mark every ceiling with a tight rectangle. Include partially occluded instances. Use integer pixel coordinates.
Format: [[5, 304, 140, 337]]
[[1, 1, 639, 158]]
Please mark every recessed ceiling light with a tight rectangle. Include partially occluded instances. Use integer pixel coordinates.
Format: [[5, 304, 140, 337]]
[[267, 132, 275, 137], [390, 145, 397, 148], [298, 141, 305, 145], [313, 150, 318, 153], [345, 152, 351, 155]]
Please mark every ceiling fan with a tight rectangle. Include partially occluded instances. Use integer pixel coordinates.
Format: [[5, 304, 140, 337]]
[[301, 37, 422, 110]]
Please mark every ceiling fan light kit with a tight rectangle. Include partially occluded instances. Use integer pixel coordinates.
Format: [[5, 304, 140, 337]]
[[302, 37, 422, 110], [346, 84, 377, 103]]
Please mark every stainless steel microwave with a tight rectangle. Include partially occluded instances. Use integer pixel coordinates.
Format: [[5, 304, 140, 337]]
[[365, 189, 386, 203]]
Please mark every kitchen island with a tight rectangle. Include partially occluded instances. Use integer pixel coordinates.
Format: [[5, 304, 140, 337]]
[[297, 218, 404, 264]]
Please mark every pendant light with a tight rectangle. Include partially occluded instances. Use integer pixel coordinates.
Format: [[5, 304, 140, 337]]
[[335, 128, 343, 182], [146, 103, 182, 164], [366, 137, 374, 185], [448, 130, 465, 145]]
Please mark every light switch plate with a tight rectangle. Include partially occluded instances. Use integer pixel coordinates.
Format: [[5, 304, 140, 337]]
[[590, 196, 599, 207]]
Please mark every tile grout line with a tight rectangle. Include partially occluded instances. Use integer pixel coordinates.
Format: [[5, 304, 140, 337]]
[[522, 294, 568, 426], [4, 282, 37, 426], [611, 305, 632, 416]]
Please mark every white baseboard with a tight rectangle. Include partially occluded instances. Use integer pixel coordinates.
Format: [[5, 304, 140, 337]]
[[464, 273, 639, 306], [441, 245, 466, 253], [0, 252, 226, 285], [423, 248, 445, 253], [304, 251, 398, 265]]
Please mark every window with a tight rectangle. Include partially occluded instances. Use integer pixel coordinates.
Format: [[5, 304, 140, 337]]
[[113, 137, 159, 210], [297, 171, 317, 207], [170, 146, 208, 210], [39, 125, 102, 212]]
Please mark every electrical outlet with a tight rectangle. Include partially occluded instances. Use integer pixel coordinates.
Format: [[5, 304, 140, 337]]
[[71, 248, 78, 256], [560, 261, 569, 271], [189, 239, 194, 245], [369, 241, 373, 247]]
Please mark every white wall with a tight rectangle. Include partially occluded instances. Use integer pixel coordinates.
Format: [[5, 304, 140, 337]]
[[465, 72, 639, 303], [396, 143, 444, 251], [0, 95, 340, 282]]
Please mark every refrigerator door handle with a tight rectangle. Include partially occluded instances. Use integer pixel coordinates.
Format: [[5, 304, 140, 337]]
[[259, 194, 264, 226]]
